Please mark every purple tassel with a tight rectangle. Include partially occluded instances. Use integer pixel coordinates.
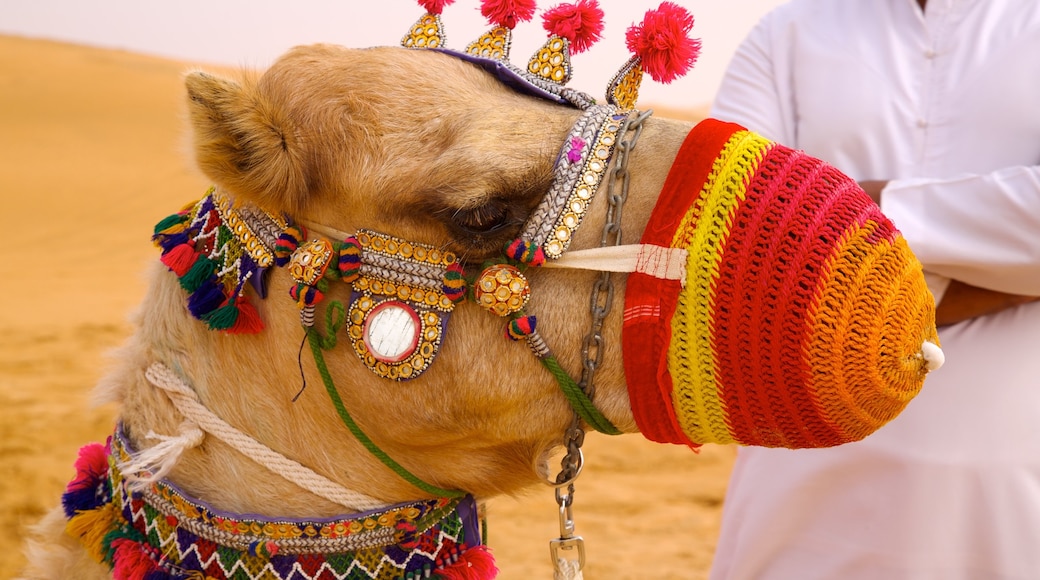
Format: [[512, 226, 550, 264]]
[[188, 280, 226, 318]]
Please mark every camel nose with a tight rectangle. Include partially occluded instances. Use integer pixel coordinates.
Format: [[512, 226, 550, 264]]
[[623, 120, 943, 450]]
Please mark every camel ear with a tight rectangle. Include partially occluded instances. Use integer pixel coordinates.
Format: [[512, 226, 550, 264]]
[[184, 70, 308, 213]]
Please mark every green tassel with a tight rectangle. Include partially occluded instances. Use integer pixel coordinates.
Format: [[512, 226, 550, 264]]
[[153, 213, 187, 235], [100, 524, 145, 565], [203, 304, 239, 330], [179, 256, 217, 292]]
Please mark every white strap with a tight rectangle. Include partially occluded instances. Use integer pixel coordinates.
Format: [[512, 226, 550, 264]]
[[543, 244, 687, 283]]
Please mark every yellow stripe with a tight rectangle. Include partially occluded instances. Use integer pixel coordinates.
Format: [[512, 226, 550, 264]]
[[668, 131, 772, 444]]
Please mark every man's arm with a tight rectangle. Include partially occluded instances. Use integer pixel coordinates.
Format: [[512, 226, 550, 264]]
[[934, 279, 1039, 327], [861, 180, 1040, 325]]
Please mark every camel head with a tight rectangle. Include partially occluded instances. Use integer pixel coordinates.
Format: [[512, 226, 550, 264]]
[[42, 2, 942, 579], [153, 0, 944, 511]]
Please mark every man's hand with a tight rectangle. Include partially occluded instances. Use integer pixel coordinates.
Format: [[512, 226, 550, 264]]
[[936, 280, 1039, 327]]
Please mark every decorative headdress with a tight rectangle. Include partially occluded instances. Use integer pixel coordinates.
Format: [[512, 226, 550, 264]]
[[402, 0, 700, 110]]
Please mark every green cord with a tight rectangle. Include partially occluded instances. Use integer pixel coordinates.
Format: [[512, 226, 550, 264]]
[[541, 355, 622, 436], [306, 327, 465, 499]]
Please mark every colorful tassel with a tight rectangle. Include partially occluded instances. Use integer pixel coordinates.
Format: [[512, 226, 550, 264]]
[[110, 538, 160, 580], [187, 279, 225, 318], [159, 243, 198, 277], [274, 226, 306, 267], [178, 255, 217, 293], [62, 443, 110, 517], [626, 2, 701, 83], [435, 545, 498, 580], [337, 236, 363, 283], [418, 0, 454, 14], [480, 0, 537, 29], [506, 315, 537, 341], [442, 263, 468, 304], [290, 283, 324, 308], [505, 239, 546, 266], [64, 502, 119, 563], [228, 301, 264, 334], [201, 300, 240, 331], [247, 540, 280, 558], [542, 0, 604, 54]]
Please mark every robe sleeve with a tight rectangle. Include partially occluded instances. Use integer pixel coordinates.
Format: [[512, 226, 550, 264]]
[[708, 12, 794, 145], [881, 167, 1040, 296]]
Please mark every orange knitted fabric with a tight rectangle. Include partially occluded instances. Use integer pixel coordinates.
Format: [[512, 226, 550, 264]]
[[623, 119, 939, 449]]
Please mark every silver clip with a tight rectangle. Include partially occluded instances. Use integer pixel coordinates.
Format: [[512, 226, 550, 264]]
[[550, 487, 586, 572]]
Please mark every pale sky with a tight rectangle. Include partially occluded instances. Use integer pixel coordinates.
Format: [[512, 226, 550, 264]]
[[0, 0, 788, 109]]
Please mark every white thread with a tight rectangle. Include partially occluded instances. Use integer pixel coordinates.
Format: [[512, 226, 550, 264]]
[[144, 362, 387, 511]]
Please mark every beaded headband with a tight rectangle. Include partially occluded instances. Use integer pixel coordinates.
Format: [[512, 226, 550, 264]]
[[402, 0, 701, 110]]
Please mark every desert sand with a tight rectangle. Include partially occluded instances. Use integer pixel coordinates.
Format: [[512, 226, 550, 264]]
[[0, 34, 733, 579]]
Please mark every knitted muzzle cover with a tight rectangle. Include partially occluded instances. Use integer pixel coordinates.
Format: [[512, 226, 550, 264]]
[[623, 119, 939, 449]]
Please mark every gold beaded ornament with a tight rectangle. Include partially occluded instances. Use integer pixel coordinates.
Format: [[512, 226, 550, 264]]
[[346, 230, 460, 381], [402, 12, 447, 49], [474, 264, 531, 317], [527, 36, 573, 85]]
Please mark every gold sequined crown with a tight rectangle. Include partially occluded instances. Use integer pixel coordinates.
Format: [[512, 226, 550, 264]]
[[400, 0, 700, 110]]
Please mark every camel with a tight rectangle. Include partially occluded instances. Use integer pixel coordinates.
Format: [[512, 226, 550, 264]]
[[19, 3, 942, 578]]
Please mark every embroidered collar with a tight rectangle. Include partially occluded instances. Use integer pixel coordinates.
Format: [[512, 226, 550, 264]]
[[62, 426, 493, 580]]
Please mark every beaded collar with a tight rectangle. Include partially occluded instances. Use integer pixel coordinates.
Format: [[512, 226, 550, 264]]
[[62, 426, 491, 580]]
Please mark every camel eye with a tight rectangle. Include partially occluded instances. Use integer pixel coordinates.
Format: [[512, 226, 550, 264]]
[[451, 201, 509, 234]]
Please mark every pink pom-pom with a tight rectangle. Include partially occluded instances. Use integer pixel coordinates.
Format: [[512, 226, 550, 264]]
[[418, 0, 454, 15], [67, 443, 108, 492], [542, 0, 604, 54], [625, 1, 701, 83], [480, 0, 537, 29], [436, 545, 498, 580]]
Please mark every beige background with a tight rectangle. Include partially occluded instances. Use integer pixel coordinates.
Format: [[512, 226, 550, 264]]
[[0, 35, 734, 579]]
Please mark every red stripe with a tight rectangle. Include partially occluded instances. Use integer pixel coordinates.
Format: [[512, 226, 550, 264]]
[[712, 145, 883, 447], [623, 118, 742, 447]]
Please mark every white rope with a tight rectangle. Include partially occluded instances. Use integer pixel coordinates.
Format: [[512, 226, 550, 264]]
[[143, 362, 387, 511], [554, 558, 584, 580]]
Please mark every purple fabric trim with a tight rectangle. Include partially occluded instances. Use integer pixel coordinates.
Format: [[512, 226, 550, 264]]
[[430, 48, 572, 106]]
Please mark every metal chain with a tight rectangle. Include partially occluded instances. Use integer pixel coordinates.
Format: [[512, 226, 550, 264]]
[[549, 108, 652, 580], [554, 108, 652, 487]]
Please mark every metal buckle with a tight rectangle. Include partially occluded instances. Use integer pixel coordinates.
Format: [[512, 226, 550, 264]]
[[550, 486, 586, 573]]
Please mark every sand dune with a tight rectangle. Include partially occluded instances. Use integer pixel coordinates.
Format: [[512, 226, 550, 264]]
[[0, 35, 733, 579]]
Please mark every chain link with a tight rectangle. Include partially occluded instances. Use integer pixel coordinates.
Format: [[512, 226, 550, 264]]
[[553, 109, 652, 486]]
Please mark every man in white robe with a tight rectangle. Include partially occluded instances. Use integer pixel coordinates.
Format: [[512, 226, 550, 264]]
[[708, 0, 1040, 578]]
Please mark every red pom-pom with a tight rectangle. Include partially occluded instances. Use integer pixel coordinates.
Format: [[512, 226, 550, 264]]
[[625, 2, 701, 83], [542, 0, 604, 54], [480, 0, 537, 29], [418, 0, 454, 15]]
